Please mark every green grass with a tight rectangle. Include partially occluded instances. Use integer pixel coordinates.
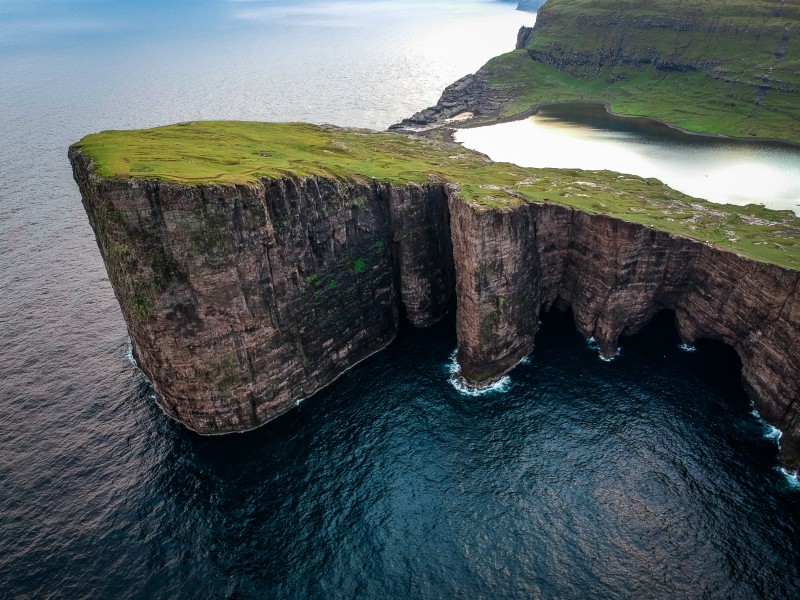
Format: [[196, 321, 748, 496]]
[[73, 121, 800, 270], [478, 0, 800, 143]]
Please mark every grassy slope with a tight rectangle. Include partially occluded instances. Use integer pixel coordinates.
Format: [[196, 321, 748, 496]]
[[74, 121, 800, 269], [483, 0, 800, 142]]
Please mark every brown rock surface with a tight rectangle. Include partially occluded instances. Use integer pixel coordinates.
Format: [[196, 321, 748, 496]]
[[451, 199, 800, 465], [388, 73, 509, 131], [71, 149, 800, 466], [70, 149, 453, 434]]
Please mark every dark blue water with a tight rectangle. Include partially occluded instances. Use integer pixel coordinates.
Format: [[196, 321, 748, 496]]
[[5, 311, 799, 598], [1, 1, 799, 598]]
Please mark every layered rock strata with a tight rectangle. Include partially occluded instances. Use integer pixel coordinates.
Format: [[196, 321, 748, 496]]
[[71, 150, 800, 465], [70, 149, 453, 434], [450, 198, 800, 464]]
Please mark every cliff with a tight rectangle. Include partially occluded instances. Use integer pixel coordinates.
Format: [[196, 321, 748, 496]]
[[450, 198, 800, 466], [395, 0, 800, 143], [70, 122, 800, 466], [70, 151, 453, 434]]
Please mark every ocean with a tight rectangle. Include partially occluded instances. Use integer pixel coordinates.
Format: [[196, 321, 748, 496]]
[[0, 1, 798, 597]]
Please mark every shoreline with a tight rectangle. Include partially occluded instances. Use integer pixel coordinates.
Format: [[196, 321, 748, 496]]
[[431, 101, 800, 149]]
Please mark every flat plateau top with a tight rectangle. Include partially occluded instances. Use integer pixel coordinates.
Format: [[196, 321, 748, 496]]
[[73, 121, 800, 269]]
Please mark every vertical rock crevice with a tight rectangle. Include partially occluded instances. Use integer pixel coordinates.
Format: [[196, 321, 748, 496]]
[[388, 182, 455, 327]]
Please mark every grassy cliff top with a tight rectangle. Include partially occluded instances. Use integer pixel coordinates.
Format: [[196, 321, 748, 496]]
[[73, 121, 800, 269], [481, 0, 800, 143]]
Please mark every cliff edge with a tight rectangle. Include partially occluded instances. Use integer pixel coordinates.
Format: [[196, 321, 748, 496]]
[[70, 122, 800, 467]]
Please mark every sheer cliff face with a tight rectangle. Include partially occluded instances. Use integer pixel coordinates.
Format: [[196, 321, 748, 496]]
[[70, 149, 453, 434], [449, 201, 541, 382], [450, 199, 800, 463], [71, 150, 799, 464]]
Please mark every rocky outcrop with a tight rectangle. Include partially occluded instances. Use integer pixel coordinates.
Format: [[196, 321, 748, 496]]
[[387, 7, 542, 131], [70, 148, 453, 434], [516, 25, 535, 50], [389, 73, 509, 131], [450, 198, 800, 465]]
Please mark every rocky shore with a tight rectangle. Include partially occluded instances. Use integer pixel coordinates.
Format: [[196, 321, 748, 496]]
[[388, 73, 508, 131]]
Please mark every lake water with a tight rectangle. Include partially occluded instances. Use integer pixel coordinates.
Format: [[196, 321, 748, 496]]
[[1, 2, 799, 598], [456, 103, 800, 213]]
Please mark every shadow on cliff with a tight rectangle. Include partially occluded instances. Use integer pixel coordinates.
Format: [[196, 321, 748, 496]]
[[540, 307, 746, 395], [532, 306, 794, 468], [620, 309, 745, 390]]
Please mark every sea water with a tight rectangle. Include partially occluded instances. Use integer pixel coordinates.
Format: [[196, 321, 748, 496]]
[[1, 2, 798, 597]]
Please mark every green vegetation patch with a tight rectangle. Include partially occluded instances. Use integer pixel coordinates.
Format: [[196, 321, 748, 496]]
[[480, 0, 800, 143], [73, 121, 476, 186], [73, 121, 800, 270], [353, 258, 367, 274]]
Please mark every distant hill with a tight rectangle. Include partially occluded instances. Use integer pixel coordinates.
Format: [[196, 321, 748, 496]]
[[517, 0, 548, 11], [489, 0, 800, 141], [403, 0, 800, 143]]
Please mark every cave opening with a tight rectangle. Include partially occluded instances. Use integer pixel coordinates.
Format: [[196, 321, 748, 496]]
[[534, 306, 749, 404], [623, 309, 747, 399]]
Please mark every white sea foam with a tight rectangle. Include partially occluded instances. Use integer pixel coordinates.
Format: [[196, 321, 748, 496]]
[[678, 342, 697, 352], [744, 408, 798, 490], [779, 467, 800, 488], [126, 338, 138, 367], [766, 424, 783, 442], [450, 373, 511, 396], [599, 349, 621, 363], [751, 408, 784, 443], [447, 350, 511, 396], [587, 337, 620, 362]]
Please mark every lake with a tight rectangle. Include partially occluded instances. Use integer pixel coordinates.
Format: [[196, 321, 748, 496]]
[[456, 103, 800, 214]]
